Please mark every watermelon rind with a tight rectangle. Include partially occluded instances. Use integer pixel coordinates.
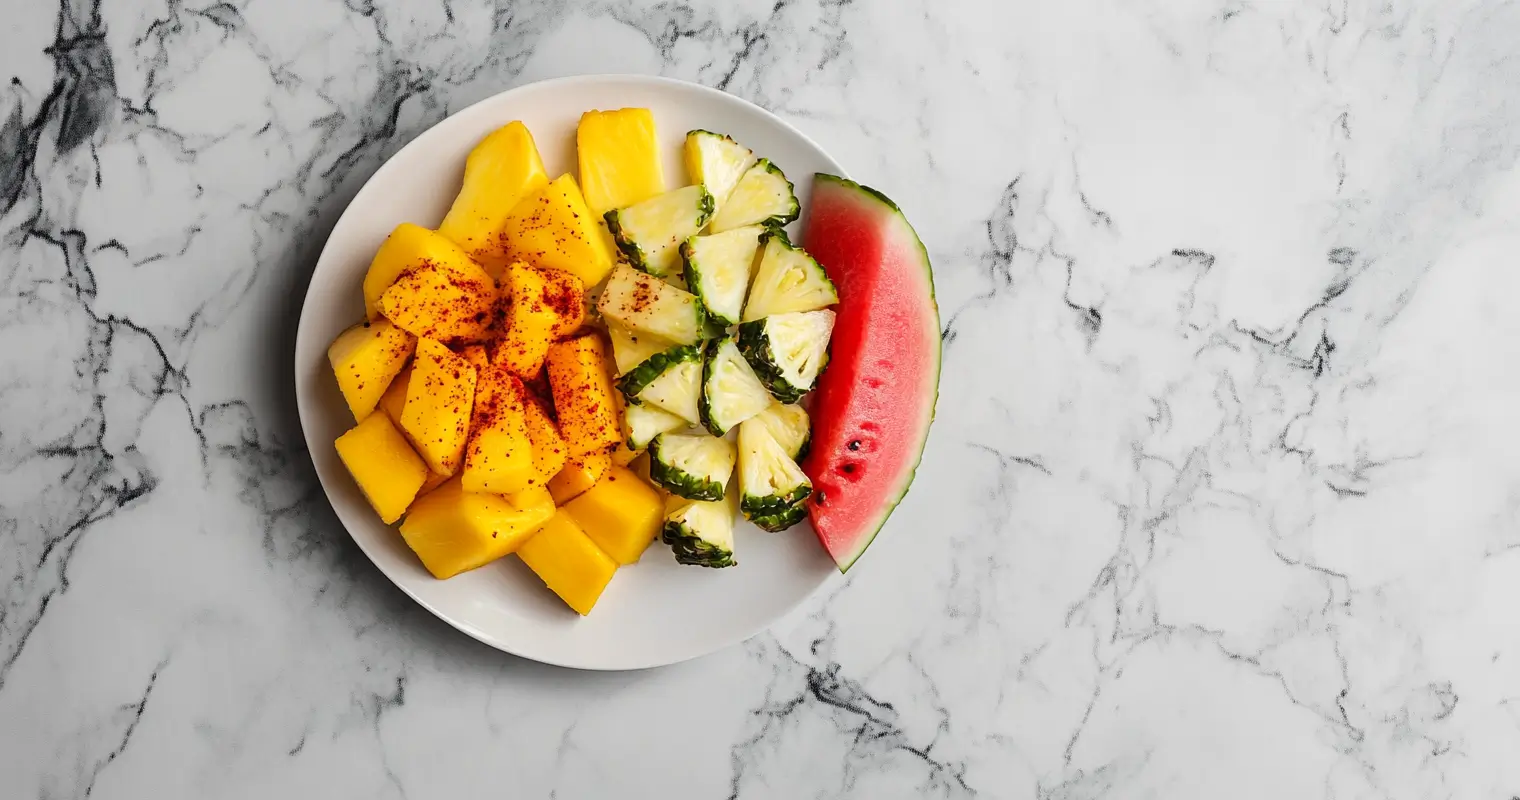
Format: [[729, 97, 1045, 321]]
[[806, 174, 940, 572]]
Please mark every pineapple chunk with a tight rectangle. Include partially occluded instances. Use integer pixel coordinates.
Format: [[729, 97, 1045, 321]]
[[363, 223, 489, 320], [500, 174, 615, 288], [401, 339, 477, 476], [398, 477, 556, 579], [496, 262, 585, 378], [684, 130, 755, 214], [547, 452, 612, 505], [334, 411, 428, 524], [438, 121, 550, 276], [546, 334, 622, 457], [517, 510, 617, 615], [564, 465, 664, 565], [577, 108, 664, 216], [328, 318, 415, 421], [523, 394, 570, 485], [461, 362, 537, 495], [380, 259, 497, 343]]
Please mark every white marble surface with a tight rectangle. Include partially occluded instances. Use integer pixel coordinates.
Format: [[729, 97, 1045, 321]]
[[4, 0, 1520, 797]]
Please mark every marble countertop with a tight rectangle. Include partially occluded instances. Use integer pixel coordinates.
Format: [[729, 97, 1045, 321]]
[[5, 0, 1520, 797]]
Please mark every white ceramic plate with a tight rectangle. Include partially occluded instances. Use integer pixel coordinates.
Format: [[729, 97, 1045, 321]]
[[294, 75, 843, 670]]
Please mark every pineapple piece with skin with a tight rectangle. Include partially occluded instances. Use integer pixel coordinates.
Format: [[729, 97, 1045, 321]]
[[577, 108, 664, 216], [379, 258, 498, 343], [438, 121, 550, 276], [401, 339, 477, 477], [517, 510, 618, 615], [363, 223, 491, 320], [495, 262, 585, 379], [398, 477, 556, 579], [546, 333, 622, 458], [334, 410, 428, 524], [564, 465, 665, 565], [328, 318, 415, 421], [500, 174, 616, 288]]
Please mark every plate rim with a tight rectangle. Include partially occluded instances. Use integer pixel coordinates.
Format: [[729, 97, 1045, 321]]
[[293, 73, 847, 671]]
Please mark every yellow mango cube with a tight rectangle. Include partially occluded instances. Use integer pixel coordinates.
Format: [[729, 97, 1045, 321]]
[[363, 223, 490, 320], [517, 510, 617, 615], [401, 339, 476, 476], [380, 260, 498, 343], [398, 477, 556, 579], [564, 465, 664, 565], [547, 452, 612, 505], [438, 121, 550, 276], [334, 411, 427, 524], [500, 174, 615, 288], [328, 318, 415, 421], [577, 108, 664, 216], [377, 363, 414, 426], [546, 334, 622, 458], [460, 364, 537, 494], [523, 395, 570, 485], [495, 262, 585, 379], [418, 468, 451, 498]]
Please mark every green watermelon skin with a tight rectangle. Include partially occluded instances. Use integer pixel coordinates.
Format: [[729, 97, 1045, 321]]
[[800, 174, 940, 572]]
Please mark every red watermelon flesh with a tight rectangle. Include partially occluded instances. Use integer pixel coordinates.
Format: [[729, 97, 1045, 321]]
[[801, 175, 940, 572]]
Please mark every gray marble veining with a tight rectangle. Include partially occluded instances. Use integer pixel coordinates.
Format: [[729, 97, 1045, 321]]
[[3, 0, 1520, 797]]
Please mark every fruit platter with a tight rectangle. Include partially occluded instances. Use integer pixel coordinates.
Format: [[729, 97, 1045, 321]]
[[295, 76, 937, 668]]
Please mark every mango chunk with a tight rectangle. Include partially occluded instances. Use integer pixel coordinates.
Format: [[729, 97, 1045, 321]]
[[496, 262, 585, 379], [399, 477, 556, 579], [547, 452, 612, 505], [517, 510, 617, 615], [380, 259, 498, 343], [328, 318, 415, 421], [461, 362, 537, 494], [577, 108, 664, 216], [363, 223, 488, 320], [377, 362, 414, 426], [546, 333, 622, 458], [401, 339, 477, 476], [438, 121, 550, 276], [564, 465, 663, 565], [500, 175, 615, 288], [334, 411, 427, 524], [524, 394, 570, 485]]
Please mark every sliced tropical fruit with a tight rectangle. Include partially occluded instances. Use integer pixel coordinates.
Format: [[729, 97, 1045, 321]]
[[577, 108, 664, 216], [684, 130, 755, 216], [596, 264, 706, 346], [438, 121, 550, 274], [800, 175, 939, 571], [743, 228, 838, 322], [737, 309, 835, 404], [681, 224, 764, 327], [605, 185, 715, 277], [708, 159, 799, 233], [699, 335, 772, 437]]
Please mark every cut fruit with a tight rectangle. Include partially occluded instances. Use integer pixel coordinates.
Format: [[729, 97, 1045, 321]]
[[737, 416, 811, 531], [684, 130, 755, 216], [398, 477, 556, 579], [605, 185, 715, 277], [752, 402, 811, 462], [500, 174, 616, 288], [615, 343, 701, 417], [564, 466, 664, 565], [737, 309, 836, 404], [400, 339, 477, 476], [801, 175, 940, 571], [459, 362, 535, 495], [522, 392, 570, 485], [699, 335, 773, 437], [495, 262, 585, 379], [545, 333, 622, 457], [648, 432, 735, 501], [596, 264, 706, 345], [376, 363, 415, 427], [622, 402, 687, 451], [380, 260, 498, 343], [607, 321, 672, 377], [334, 411, 427, 524], [328, 318, 415, 421], [438, 121, 550, 274], [517, 510, 618, 615], [743, 228, 838, 322], [681, 224, 764, 327], [577, 108, 664, 216], [362, 223, 490, 320], [662, 496, 737, 568], [547, 452, 612, 505], [708, 159, 799, 233]]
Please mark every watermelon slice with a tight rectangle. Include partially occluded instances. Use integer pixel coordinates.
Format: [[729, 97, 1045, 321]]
[[800, 175, 940, 572]]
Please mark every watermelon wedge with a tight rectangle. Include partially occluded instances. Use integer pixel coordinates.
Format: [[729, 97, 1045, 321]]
[[800, 175, 940, 572]]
